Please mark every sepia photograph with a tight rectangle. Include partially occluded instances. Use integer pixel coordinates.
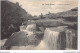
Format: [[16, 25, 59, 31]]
[[0, 0, 78, 50]]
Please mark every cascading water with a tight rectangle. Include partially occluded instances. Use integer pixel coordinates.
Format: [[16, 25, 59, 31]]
[[65, 29, 77, 49], [43, 27, 67, 50], [26, 24, 36, 31], [20, 24, 36, 35], [44, 28, 61, 50], [26, 24, 36, 35], [4, 23, 77, 50], [43, 26, 77, 50]]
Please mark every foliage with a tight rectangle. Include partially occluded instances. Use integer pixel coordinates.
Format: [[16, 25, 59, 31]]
[[1, 1, 32, 39]]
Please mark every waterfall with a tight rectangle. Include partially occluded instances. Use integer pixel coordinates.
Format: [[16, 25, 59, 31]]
[[20, 24, 36, 35], [26, 24, 36, 35], [26, 24, 36, 31], [43, 27, 67, 50], [43, 26, 77, 50], [65, 29, 77, 49], [44, 28, 60, 50]]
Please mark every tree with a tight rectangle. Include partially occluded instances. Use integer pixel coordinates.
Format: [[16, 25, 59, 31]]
[[1, 1, 30, 39]]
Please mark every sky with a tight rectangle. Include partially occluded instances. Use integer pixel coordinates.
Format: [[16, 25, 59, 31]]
[[8, 0, 78, 16]]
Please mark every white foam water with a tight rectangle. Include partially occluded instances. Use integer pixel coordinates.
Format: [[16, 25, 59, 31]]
[[44, 28, 61, 50], [20, 24, 36, 35], [66, 29, 76, 49]]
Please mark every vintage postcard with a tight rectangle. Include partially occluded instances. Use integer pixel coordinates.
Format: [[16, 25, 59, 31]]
[[0, 0, 79, 51]]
